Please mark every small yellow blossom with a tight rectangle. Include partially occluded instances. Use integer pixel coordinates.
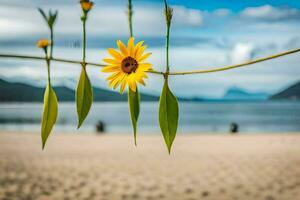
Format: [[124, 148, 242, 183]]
[[80, 0, 94, 12], [102, 37, 152, 94], [36, 39, 50, 49]]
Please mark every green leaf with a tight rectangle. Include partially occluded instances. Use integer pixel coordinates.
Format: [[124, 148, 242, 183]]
[[38, 8, 58, 28], [76, 67, 93, 129], [48, 10, 58, 27], [41, 83, 58, 149], [128, 87, 140, 146], [159, 79, 179, 153], [38, 8, 48, 24]]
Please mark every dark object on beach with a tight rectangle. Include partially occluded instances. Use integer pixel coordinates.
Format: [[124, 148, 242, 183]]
[[96, 121, 105, 133], [230, 122, 239, 134]]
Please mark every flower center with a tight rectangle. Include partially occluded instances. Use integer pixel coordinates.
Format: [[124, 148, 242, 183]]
[[121, 57, 138, 74]]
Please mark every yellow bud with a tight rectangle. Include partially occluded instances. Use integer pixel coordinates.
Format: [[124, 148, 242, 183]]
[[80, 1, 94, 12], [36, 39, 50, 49]]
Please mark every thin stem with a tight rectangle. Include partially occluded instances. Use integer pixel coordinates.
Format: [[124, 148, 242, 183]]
[[82, 18, 87, 64], [43, 49, 51, 85], [163, 0, 167, 11], [164, 0, 172, 73], [166, 25, 170, 72], [46, 59, 51, 84], [0, 48, 299, 75], [128, 0, 133, 37], [50, 28, 54, 59]]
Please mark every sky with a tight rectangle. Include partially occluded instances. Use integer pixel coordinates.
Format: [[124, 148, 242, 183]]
[[0, 0, 300, 98]]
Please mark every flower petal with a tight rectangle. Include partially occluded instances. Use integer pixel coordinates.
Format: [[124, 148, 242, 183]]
[[127, 74, 137, 92], [138, 63, 152, 71], [103, 58, 120, 65], [136, 45, 147, 60], [127, 37, 135, 57], [108, 48, 123, 60], [106, 71, 122, 81], [134, 41, 144, 57], [117, 40, 128, 57], [120, 76, 128, 94], [109, 73, 125, 89], [138, 52, 152, 62], [134, 70, 148, 81], [102, 66, 120, 73], [137, 78, 145, 86]]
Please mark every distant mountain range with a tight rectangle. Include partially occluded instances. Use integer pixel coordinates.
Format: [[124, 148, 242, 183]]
[[222, 87, 269, 100], [0, 79, 158, 102], [270, 81, 300, 100], [0, 78, 299, 102]]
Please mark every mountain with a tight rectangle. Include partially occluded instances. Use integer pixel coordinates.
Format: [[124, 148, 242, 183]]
[[270, 81, 300, 100], [222, 87, 269, 101], [0, 79, 158, 102]]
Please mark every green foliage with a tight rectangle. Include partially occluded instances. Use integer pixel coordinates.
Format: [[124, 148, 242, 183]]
[[159, 79, 179, 153], [41, 83, 58, 149], [128, 87, 140, 146], [38, 8, 58, 29], [76, 66, 93, 129]]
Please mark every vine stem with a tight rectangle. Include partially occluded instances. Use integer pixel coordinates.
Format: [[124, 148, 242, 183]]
[[164, 0, 171, 73], [43, 49, 51, 85], [166, 23, 170, 73], [50, 28, 54, 59], [82, 18, 86, 64], [0, 48, 299, 75], [128, 0, 133, 38], [167, 48, 300, 75], [0, 54, 105, 67]]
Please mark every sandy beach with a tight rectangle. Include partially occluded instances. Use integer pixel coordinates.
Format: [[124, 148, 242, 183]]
[[0, 132, 300, 200]]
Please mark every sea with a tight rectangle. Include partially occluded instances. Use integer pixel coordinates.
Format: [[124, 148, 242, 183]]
[[0, 101, 300, 134]]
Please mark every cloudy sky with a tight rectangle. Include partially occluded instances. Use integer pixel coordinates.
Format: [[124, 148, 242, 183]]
[[0, 0, 300, 98]]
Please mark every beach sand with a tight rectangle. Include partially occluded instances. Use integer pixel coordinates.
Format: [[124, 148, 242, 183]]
[[0, 132, 300, 200]]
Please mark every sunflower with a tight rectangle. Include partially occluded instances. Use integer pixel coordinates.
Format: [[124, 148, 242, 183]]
[[102, 37, 152, 93]]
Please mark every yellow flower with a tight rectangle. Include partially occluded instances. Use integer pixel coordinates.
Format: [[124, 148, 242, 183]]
[[102, 37, 152, 94], [80, 0, 94, 12], [36, 39, 50, 49]]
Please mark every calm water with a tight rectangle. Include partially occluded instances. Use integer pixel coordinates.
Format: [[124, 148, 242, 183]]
[[0, 102, 300, 133]]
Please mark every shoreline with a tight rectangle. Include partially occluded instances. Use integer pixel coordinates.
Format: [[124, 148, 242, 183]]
[[1, 132, 300, 200]]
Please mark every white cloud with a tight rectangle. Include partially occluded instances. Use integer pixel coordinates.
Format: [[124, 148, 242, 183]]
[[172, 6, 203, 27], [240, 5, 300, 21], [229, 43, 254, 64], [0, 18, 41, 38], [0, 3, 204, 39]]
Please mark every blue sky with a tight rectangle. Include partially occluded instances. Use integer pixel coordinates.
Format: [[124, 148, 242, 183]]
[[0, 0, 300, 98], [163, 0, 300, 11]]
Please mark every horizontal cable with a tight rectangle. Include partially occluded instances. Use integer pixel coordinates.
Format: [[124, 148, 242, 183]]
[[0, 47, 299, 76], [165, 48, 300, 75], [0, 54, 105, 67]]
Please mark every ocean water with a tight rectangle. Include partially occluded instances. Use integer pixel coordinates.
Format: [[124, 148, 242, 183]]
[[0, 102, 300, 133]]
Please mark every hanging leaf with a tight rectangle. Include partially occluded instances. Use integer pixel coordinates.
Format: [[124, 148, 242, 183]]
[[128, 87, 140, 146], [38, 8, 48, 24], [159, 79, 179, 153], [41, 83, 58, 149], [76, 66, 93, 128]]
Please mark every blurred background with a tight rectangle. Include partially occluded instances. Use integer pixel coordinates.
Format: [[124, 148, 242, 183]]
[[1, 1, 300, 200], [0, 0, 300, 134]]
